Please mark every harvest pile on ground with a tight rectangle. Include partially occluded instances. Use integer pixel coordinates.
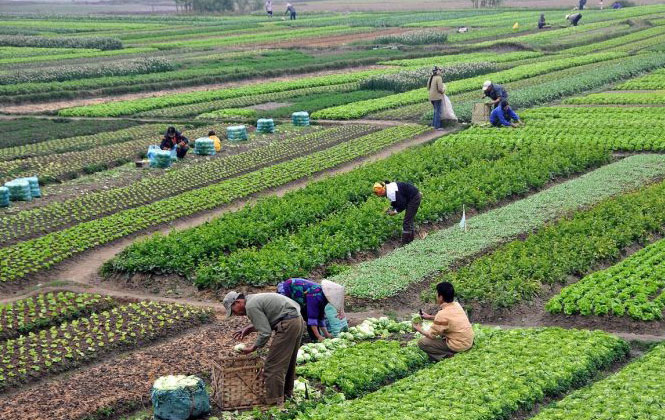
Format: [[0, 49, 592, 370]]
[[2, 4, 665, 419]]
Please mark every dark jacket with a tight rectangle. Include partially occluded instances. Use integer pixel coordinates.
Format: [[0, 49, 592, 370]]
[[160, 130, 189, 150], [484, 83, 508, 103], [538, 15, 546, 29], [389, 182, 420, 213]]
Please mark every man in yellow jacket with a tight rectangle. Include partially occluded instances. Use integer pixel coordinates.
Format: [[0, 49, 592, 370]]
[[427, 66, 446, 131], [413, 281, 474, 361]]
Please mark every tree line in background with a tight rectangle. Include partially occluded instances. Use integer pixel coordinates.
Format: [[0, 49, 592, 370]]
[[174, 0, 262, 12]]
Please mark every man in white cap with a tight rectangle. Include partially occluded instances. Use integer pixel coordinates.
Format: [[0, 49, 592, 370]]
[[225, 291, 304, 405], [566, 13, 582, 26], [482, 80, 508, 109]]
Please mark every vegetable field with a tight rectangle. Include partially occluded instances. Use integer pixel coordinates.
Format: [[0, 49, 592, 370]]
[[2, 3, 665, 420]]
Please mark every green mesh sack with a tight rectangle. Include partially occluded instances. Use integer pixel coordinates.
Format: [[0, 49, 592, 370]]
[[151, 375, 210, 420]]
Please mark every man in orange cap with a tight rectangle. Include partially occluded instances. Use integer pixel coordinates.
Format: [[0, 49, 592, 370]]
[[374, 181, 421, 244]]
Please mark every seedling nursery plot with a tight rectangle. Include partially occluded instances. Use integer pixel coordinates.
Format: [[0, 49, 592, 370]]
[[3, 3, 665, 420]]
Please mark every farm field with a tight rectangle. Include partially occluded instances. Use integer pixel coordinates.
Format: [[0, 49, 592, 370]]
[[2, 3, 665, 420]]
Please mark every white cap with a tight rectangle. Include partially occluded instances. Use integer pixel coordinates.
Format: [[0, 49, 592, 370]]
[[565, 14, 570, 19], [482, 81, 492, 91]]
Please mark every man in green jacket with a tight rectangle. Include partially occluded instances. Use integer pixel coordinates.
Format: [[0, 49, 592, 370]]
[[225, 291, 304, 405]]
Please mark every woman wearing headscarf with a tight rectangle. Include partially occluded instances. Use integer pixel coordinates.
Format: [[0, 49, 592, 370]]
[[427, 66, 446, 131], [277, 278, 346, 341]]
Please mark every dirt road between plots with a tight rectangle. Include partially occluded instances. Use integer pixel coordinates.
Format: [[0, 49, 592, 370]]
[[0, 65, 391, 115], [0, 126, 455, 302]]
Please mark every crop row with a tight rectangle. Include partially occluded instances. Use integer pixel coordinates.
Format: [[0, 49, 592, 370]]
[[0, 123, 162, 162], [0, 47, 155, 66], [565, 90, 665, 104], [359, 62, 496, 93], [547, 237, 665, 320], [0, 125, 371, 245], [298, 327, 629, 420], [297, 340, 428, 398], [472, 19, 628, 49], [615, 68, 665, 89], [198, 90, 393, 121], [0, 34, 122, 50], [382, 51, 542, 67], [0, 126, 212, 182], [0, 301, 211, 391], [137, 83, 360, 118], [531, 343, 665, 420], [0, 292, 114, 341], [452, 107, 665, 152], [108, 129, 519, 277], [330, 154, 665, 299], [0, 118, 138, 150], [57, 69, 394, 117], [0, 57, 171, 85], [562, 25, 665, 55], [150, 26, 369, 49], [0, 125, 426, 283], [312, 51, 628, 120], [194, 141, 608, 288]]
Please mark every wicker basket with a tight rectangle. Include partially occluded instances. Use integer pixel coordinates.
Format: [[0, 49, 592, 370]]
[[211, 354, 267, 410], [471, 102, 493, 124]]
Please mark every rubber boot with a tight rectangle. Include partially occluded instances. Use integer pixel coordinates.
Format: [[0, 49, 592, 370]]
[[401, 231, 415, 245]]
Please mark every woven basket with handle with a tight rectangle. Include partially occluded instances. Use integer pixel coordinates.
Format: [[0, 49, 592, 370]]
[[211, 354, 268, 411]]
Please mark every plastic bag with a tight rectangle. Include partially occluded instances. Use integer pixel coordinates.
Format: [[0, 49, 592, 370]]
[[151, 375, 210, 420], [442, 95, 458, 121]]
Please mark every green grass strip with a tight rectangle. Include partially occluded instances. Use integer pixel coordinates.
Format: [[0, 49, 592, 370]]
[[331, 154, 665, 299]]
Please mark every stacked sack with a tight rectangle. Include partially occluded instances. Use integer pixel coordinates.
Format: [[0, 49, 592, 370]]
[[256, 118, 275, 134], [25, 177, 41, 198], [226, 125, 248, 141], [292, 111, 310, 126], [0, 187, 9, 208], [150, 149, 173, 169], [194, 137, 216, 156], [5, 179, 32, 202]]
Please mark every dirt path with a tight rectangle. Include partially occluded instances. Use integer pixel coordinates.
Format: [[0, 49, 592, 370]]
[[0, 65, 391, 115], [1, 126, 455, 303]]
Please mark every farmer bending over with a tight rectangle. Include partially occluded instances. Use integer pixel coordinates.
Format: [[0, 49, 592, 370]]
[[161, 126, 189, 159], [413, 282, 474, 361], [276, 278, 346, 342], [482, 80, 508, 109], [226, 291, 304, 405], [373, 180, 422, 245], [490, 101, 521, 128]]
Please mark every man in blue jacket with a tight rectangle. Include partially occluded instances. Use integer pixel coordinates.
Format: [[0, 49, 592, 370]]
[[490, 102, 521, 127]]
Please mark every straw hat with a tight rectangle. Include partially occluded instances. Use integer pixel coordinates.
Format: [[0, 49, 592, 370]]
[[321, 280, 345, 314]]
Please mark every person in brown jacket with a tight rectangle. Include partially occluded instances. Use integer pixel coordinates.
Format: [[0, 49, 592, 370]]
[[428, 66, 446, 131], [413, 281, 474, 361]]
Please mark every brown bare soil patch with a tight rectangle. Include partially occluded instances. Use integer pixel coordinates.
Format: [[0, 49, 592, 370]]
[[0, 316, 249, 420]]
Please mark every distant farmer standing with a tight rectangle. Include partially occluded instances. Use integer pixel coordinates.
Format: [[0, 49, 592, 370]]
[[265, 0, 273, 17], [373, 181, 422, 245], [428, 66, 446, 131], [226, 292, 304, 405], [482, 80, 508, 109], [413, 282, 474, 361], [286, 3, 296, 20]]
